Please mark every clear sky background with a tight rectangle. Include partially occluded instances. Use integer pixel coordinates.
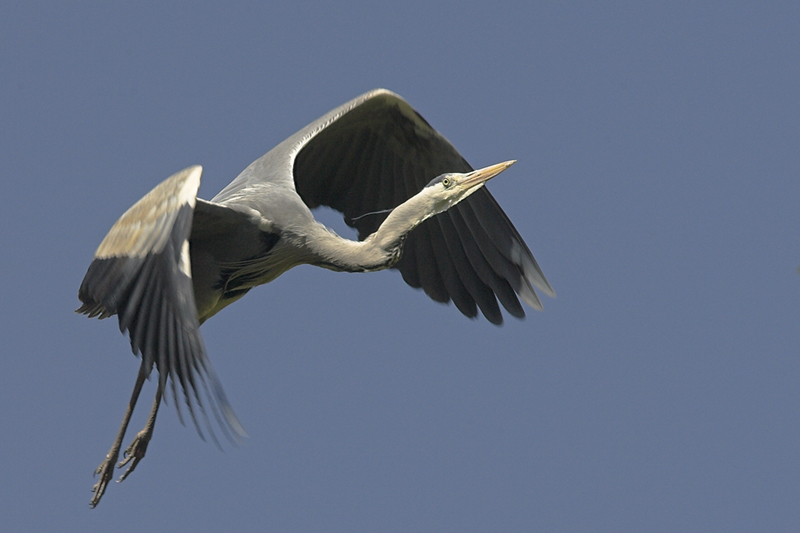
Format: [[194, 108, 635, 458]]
[[1, 2, 798, 531]]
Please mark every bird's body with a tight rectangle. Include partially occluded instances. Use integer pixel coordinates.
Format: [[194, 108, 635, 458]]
[[79, 89, 554, 507]]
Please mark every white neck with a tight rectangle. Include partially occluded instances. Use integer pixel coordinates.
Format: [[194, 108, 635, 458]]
[[304, 192, 435, 273]]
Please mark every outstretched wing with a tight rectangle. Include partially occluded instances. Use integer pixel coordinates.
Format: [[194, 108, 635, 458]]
[[77, 166, 245, 443], [292, 89, 555, 324]]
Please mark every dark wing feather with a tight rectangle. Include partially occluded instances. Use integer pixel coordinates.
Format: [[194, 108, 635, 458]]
[[77, 166, 245, 443], [293, 90, 554, 323]]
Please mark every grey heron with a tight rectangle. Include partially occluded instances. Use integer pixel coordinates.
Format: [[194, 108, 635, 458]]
[[78, 89, 555, 507]]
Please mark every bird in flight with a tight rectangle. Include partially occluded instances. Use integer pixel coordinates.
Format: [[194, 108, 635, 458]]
[[78, 89, 555, 507]]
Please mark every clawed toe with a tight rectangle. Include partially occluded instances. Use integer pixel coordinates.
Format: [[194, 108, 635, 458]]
[[89, 373, 162, 508], [90, 455, 116, 508], [116, 429, 152, 482]]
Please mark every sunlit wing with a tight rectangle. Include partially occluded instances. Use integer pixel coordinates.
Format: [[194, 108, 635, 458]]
[[77, 166, 245, 443]]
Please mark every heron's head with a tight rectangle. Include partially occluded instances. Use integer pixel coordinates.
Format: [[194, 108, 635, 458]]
[[372, 160, 517, 255], [423, 160, 516, 216]]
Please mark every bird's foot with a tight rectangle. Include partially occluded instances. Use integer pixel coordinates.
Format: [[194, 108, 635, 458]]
[[116, 428, 152, 482], [90, 451, 118, 508]]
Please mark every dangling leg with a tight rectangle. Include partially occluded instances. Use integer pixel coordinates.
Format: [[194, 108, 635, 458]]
[[90, 363, 147, 508], [117, 382, 162, 481]]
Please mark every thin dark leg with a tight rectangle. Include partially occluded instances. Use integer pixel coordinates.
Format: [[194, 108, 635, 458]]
[[117, 383, 162, 481], [90, 363, 147, 508]]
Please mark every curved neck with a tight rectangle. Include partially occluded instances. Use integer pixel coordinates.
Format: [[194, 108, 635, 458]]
[[305, 192, 434, 273]]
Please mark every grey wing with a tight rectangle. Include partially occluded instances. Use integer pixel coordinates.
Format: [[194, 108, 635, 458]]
[[77, 166, 245, 443], [292, 89, 555, 324]]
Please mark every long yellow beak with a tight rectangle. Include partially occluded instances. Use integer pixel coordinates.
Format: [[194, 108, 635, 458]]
[[461, 160, 516, 189]]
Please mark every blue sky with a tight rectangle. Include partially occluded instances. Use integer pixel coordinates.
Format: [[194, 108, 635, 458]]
[[1, 2, 799, 531]]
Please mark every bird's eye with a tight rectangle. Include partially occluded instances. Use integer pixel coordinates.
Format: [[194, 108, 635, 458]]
[[441, 177, 453, 188]]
